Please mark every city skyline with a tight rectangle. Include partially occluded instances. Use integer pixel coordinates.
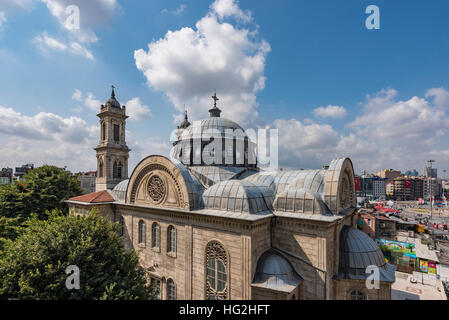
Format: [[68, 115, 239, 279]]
[[1, 0, 449, 173]]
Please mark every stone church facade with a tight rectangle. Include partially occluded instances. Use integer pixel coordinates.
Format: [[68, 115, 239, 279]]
[[67, 90, 395, 300]]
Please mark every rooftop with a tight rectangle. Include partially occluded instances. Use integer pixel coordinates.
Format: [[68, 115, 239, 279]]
[[68, 190, 115, 204]]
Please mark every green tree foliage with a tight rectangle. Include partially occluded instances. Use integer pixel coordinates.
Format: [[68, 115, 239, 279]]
[[0, 210, 153, 300], [0, 216, 24, 252], [0, 166, 82, 220]]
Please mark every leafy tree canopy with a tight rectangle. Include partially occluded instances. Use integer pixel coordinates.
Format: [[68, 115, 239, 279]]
[[0, 210, 152, 300], [0, 166, 82, 220]]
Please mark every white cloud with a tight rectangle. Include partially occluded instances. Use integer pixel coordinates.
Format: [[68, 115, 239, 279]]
[[270, 88, 449, 172], [210, 0, 252, 22], [313, 105, 347, 119], [0, 105, 96, 143], [425, 87, 449, 109], [1, 1, 119, 59], [125, 97, 151, 121], [128, 135, 171, 172], [71, 88, 82, 101], [0, 104, 99, 171], [162, 4, 186, 16], [40, 0, 117, 43], [34, 32, 94, 60], [135, 0, 270, 127], [72, 89, 151, 121], [271, 118, 341, 169], [84, 92, 102, 111]]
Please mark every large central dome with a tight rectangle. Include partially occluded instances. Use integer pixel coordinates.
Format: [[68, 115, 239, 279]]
[[172, 94, 257, 168]]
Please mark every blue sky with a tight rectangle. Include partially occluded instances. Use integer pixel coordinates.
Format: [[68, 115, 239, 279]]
[[1, 0, 449, 175]]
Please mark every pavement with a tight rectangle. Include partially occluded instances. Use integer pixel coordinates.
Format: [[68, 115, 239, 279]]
[[391, 272, 447, 300]]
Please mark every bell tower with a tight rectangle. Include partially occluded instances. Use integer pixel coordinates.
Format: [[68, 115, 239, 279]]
[[95, 86, 130, 191]]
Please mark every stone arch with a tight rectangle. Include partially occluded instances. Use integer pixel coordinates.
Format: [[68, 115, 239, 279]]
[[126, 155, 191, 210], [323, 158, 356, 214]]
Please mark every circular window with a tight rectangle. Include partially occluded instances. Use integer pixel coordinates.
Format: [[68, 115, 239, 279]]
[[147, 175, 166, 202]]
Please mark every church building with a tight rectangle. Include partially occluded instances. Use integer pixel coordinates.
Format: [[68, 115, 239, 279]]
[[67, 89, 396, 300]]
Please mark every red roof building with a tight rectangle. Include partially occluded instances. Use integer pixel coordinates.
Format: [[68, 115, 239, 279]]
[[69, 190, 115, 204]]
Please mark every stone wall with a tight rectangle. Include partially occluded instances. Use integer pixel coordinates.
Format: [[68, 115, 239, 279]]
[[333, 279, 392, 300]]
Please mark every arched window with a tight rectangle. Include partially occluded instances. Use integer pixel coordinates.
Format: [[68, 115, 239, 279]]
[[113, 162, 118, 178], [166, 279, 176, 300], [138, 220, 146, 245], [205, 241, 228, 300], [167, 226, 176, 254], [117, 162, 122, 179], [119, 216, 125, 236], [152, 223, 161, 250], [350, 290, 366, 300], [102, 122, 106, 141]]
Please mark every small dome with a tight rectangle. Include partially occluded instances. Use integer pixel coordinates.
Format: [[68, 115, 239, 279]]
[[339, 226, 396, 282], [202, 180, 273, 214], [181, 117, 247, 140], [110, 179, 129, 202], [105, 87, 121, 108], [252, 249, 303, 293], [105, 97, 121, 108]]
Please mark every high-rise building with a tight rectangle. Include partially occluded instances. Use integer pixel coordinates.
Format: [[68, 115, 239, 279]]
[[424, 167, 437, 179], [95, 87, 130, 191], [372, 178, 386, 200], [424, 178, 443, 200], [14, 164, 34, 181], [377, 169, 401, 180]]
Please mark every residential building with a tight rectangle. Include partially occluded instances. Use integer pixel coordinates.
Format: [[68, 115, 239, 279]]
[[375, 215, 397, 240], [424, 178, 443, 200], [424, 167, 437, 179], [77, 171, 97, 194], [14, 164, 34, 181], [0, 168, 13, 185], [378, 169, 401, 180], [373, 178, 387, 200]]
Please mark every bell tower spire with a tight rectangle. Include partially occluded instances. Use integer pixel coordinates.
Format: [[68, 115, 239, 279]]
[[95, 86, 130, 191]]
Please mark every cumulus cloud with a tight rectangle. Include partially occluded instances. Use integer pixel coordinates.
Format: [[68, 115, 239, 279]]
[[40, 0, 117, 43], [34, 32, 94, 60], [125, 97, 151, 121], [135, 0, 270, 127], [0, 104, 99, 170], [269, 88, 449, 172], [0, 105, 96, 143], [72, 89, 151, 121], [211, 0, 252, 22], [1, 1, 119, 60], [313, 105, 347, 119], [425, 87, 449, 109], [128, 135, 171, 172], [271, 118, 341, 168]]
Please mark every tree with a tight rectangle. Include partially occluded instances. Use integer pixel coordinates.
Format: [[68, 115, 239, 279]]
[[0, 210, 153, 300], [0, 166, 82, 220], [0, 216, 23, 252]]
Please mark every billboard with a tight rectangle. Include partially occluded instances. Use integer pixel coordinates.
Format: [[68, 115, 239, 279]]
[[375, 239, 416, 259]]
